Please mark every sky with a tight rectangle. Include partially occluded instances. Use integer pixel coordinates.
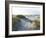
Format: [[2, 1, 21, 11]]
[[11, 4, 41, 15]]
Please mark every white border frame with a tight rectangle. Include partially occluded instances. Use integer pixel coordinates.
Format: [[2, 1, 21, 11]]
[[9, 3, 43, 35]]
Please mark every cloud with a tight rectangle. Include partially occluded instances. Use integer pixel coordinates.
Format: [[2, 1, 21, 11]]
[[12, 5, 40, 15]]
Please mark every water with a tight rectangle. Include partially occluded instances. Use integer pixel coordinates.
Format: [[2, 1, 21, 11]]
[[12, 18, 32, 31], [12, 15, 40, 31]]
